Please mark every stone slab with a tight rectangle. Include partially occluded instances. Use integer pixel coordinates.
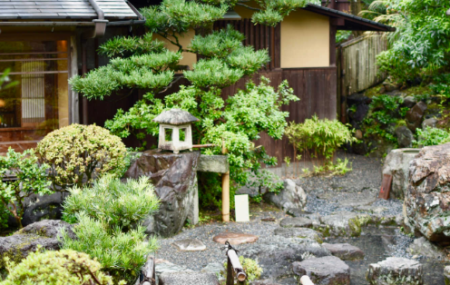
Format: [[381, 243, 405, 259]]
[[197, 155, 229, 174], [293, 256, 350, 285], [159, 272, 219, 285], [322, 243, 364, 260], [280, 217, 313, 228], [172, 239, 206, 252], [212, 232, 258, 245], [367, 257, 423, 285]]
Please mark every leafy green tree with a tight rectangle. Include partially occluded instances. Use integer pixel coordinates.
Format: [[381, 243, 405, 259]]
[[70, 0, 316, 205], [365, 0, 450, 83]]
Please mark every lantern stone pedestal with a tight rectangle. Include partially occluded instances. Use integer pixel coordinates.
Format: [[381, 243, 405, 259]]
[[124, 150, 229, 237]]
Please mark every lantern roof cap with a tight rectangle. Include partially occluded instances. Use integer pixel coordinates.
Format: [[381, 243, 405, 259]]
[[153, 109, 199, 125]]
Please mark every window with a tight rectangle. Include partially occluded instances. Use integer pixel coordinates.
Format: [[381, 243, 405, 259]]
[[0, 37, 70, 153]]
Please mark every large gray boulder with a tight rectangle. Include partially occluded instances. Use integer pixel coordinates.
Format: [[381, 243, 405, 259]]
[[318, 212, 371, 237], [124, 150, 200, 237], [240, 236, 331, 281], [0, 220, 74, 269], [158, 272, 219, 285], [405, 143, 450, 244], [292, 256, 350, 285], [382, 148, 420, 199], [263, 179, 307, 211], [367, 257, 422, 285], [322, 243, 364, 261]]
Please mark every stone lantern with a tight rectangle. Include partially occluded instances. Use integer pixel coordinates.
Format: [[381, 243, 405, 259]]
[[153, 109, 199, 154]]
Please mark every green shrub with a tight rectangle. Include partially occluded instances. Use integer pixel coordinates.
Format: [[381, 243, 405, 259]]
[[413, 126, 450, 147], [0, 249, 118, 285], [62, 214, 156, 284], [36, 124, 127, 190], [285, 115, 357, 171], [62, 175, 159, 283], [63, 174, 159, 230], [0, 148, 51, 228]]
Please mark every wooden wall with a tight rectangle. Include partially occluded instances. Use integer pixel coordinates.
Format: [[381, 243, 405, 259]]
[[222, 67, 337, 164]]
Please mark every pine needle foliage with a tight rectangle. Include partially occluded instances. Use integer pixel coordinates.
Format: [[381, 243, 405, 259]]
[[69, 0, 319, 206], [62, 175, 159, 284]]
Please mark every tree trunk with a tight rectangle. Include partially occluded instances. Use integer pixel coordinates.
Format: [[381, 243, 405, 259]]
[[351, 0, 363, 38]]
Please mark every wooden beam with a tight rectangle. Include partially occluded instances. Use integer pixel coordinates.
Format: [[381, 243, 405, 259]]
[[329, 21, 337, 66]]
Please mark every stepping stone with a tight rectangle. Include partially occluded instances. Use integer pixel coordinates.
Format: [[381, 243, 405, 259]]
[[274, 227, 323, 243], [213, 232, 258, 245], [293, 256, 350, 285], [322, 243, 364, 260], [319, 212, 371, 237], [280, 217, 313, 228], [367, 257, 423, 285], [172, 239, 206, 252], [159, 272, 219, 285]]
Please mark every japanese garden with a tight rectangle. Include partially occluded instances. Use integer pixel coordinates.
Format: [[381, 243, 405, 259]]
[[1, 0, 450, 284]]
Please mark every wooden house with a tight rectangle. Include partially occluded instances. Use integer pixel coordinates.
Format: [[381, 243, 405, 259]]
[[0, 0, 393, 161]]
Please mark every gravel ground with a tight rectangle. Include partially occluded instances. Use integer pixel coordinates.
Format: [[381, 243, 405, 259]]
[[156, 152, 408, 275], [155, 211, 286, 271]]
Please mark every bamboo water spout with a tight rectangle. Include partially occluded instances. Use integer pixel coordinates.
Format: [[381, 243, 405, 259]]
[[225, 241, 247, 285]]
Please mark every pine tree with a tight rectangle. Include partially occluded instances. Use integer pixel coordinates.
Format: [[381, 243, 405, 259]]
[[70, 0, 318, 206]]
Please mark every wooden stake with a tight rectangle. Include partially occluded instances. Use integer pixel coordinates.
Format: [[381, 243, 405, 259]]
[[222, 138, 230, 222]]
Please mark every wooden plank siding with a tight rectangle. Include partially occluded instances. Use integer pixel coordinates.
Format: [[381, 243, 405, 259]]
[[221, 67, 337, 165]]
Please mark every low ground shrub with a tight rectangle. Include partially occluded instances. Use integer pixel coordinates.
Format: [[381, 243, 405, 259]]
[[0, 249, 117, 285], [62, 175, 159, 283], [36, 124, 127, 190], [285, 115, 357, 174], [413, 126, 450, 147], [0, 148, 51, 228]]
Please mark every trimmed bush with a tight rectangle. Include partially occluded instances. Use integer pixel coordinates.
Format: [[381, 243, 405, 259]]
[[0, 249, 118, 285], [36, 124, 127, 189]]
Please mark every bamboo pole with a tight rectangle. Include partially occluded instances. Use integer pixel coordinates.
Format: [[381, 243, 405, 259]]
[[222, 139, 230, 222]]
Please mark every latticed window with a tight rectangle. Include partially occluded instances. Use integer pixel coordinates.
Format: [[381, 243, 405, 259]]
[[0, 37, 70, 153]]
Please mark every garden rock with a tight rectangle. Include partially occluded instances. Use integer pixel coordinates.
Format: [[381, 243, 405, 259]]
[[292, 256, 350, 285], [367, 257, 423, 285], [0, 233, 60, 269], [404, 143, 450, 244], [155, 259, 192, 275], [124, 150, 200, 237], [240, 236, 331, 281], [201, 263, 225, 281], [408, 237, 445, 260], [444, 266, 450, 285], [422, 118, 437, 129], [158, 272, 219, 285], [319, 212, 371, 237], [321, 243, 364, 260], [21, 192, 68, 227], [18, 219, 76, 240], [0, 219, 74, 269], [280, 217, 313, 228], [274, 227, 323, 243], [395, 126, 414, 148], [212, 232, 258, 245], [172, 239, 206, 252], [402, 96, 417, 108], [382, 148, 420, 199], [263, 179, 307, 211], [406, 101, 427, 132]]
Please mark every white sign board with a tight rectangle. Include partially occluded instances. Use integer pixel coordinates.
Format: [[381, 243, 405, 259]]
[[235, 194, 250, 222]]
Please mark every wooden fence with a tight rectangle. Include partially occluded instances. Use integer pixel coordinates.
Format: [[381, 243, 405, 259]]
[[337, 34, 388, 121]]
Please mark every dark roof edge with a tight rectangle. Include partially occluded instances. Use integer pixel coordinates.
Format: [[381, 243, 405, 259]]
[[304, 4, 395, 32]]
